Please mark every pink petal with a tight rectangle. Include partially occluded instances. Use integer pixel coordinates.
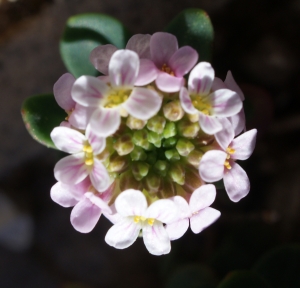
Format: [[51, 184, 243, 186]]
[[89, 108, 120, 137], [68, 104, 96, 130], [223, 162, 250, 202], [90, 158, 110, 192], [84, 192, 112, 214], [109, 50, 139, 88], [189, 184, 217, 212], [70, 197, 101, 233], [225, 71, 245, 101], [199, 150, 227, 182], [155, 72, 185, 93], [150, 32, 178, 68], [53, 73, 76, 111], [71, 76, 108, 107], [143, 222, 171, 255], [134, 59, 158, 86], [190, 207, 221, 234], [188, 62, 214, 95], [126, 34, 151, 59], [69, 177, 92, 200], [146, 199, 178, 224], [212, 77, 227, 91], [199, 113, 222, 135], [54, 153, 88, 185], [51, 126, 85, 153], [172, 196, 191, 219], [215, 118, 235, 150], [50, 181, 78, 207], [90, 44, 118, 75], [123, 87, 162, 120], [228, 108, 246, 136], [114, 189, 148, 217], [60, 121, 71, 128], [169, 46, 198, 77], [105, 218, 142, 249], [209, 89, 242, 117], [231, 129, 257, 160], [179, 87, 198, 114], [85, 124, 106, 155], [165, 219, 189, 241]]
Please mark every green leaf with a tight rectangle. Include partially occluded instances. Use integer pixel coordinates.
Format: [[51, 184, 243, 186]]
[[254, 244, 300, 288], [60, 13, 130, 78], [217, 270, 271, 288], [165, 9, 214, 61], [21, 94, 66, 149]]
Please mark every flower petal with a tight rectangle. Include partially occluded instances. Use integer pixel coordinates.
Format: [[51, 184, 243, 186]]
[[165, 219, 189, 241], [123, 87, 162, 120], [90, 158, 110, 192], [199, 113, 222, 135], [190, 207, 220, 234], [70, 197, 101, 233], [146, 199, 178, 224], [209, 89, 242, 117], [85, 124, 106, 155], [105, 217, 141, 249], [188, 62, 214, 95], [109, 50, 139, 88], [126, 34, 151, 59], [171, 196, 191, 219], [90, 44, 118, 75], [231, 129, 257, 160], [228, 108, 246, 136], [51, 126, 85, 153], [71, 76, 108, 107], [50, 182, 78, 207], [155, 72, 184, 93], [179, 87, 198, 114], [134, 59, 158, 86], [169, 46, 198, 77], [223, 162, 250, 202], [215, 118, 235, 150], [89, 108, 120, 137], [143, 221, 171, 255], [53, 73, 76, 111], [54, 153, 88, 185], [212, 77, 227, 91], [114, 189, 148, 217], [68, 104, 96, 130], [189, 184, 217, 213], [199, 150, 227, 182], [84, 192, 111, 214], [225, 71, 245, 101], [150, 32, 178, 68]]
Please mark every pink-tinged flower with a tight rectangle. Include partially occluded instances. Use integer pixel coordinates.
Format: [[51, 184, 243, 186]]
[[105, 189, 178, 255], [53, 73, 96, 130], [51, 178, 114, 233], [72, 49, 162, 137], [51, 125, 110, 192], [166, 184, 220, 240], [150, 32, 198, 93], [180, 62, 243, 135], [199, 120, 257, 202]]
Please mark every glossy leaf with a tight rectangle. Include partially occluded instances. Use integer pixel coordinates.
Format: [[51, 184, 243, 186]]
[[21, 94, 66, 149], [165, 9, 214, 62], [60, 13, 130, 78]]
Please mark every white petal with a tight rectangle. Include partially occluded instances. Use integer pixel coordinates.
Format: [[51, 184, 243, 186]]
[[146, 199, 178, 224], [189, 184, 217, 213], [109, 50, 139, 88], [126, 34, 151, 59], [199, 113, 222, 135], [103, 211, 123, 224], [71, 76, 108, 107], [225, 71, 245, 101], [179, 87, 198, 114], [105, 218, 141, 249], [50, 182, 78, 207], [190, 207, 220, 234], [115, 189, 148, 217], [51, 127, 85, 153], [85, 124, 106, 155], [84, 192, 111, 214], [123, 88, 162, 120], [223, 162, 250, 202], [165, 219, 189, 241], [228, 108, 246, 136], [134, 59, 158, 86], [188, 62, 214, 95], [199, 150, 227, 182], [89, 108, 121, 137], [231, 129, 257, 160], [143, 222, 171, 255], [172, 196, 191, 219], [90, 158, 110, 192], [215, 118, 235, 150]]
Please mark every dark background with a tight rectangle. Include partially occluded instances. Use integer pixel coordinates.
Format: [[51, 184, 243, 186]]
[[0, 0, 300, 287]]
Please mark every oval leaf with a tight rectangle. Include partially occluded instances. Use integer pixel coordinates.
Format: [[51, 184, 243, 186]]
[[21, 94, 66, 149], [165, 9, 214, 62], [60, 13, 130, 78]]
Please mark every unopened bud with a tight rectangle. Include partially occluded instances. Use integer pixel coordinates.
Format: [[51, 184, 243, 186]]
[[148, 131, 162, 148], [126, 115, 147, 130], [132, 162, 150, 181], [159, 178, 176, 198], [107, 153, 128, 172], [163, 122, 177, 138], [144, 172, 161, 193], [146, 150, 157, 165], [162, 137, 177, 148], [132, 130, 152, 150], [147, 116, 166, 134], [120, 170, 142, 191], [163, 100, 184, 121], [187, 113, 199, 123], [168, 163, 185, 185], [165, 149, 180, 162], [130, 146, 147, 161], [113, 134, 134, 155], [182, 166, 203, 194], [177, 119, 200, 138], [176, 138, 195, 157], [187, 150, 203, 167], [154, 160, 169, 177]]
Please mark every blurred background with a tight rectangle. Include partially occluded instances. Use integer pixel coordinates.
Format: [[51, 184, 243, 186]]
[[0, 0, 300, 287]]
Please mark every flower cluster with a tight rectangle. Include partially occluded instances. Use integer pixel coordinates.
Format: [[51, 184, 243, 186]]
[[50, 32, 257, 255]]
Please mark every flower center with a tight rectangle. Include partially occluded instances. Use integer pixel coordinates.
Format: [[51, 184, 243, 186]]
[[104, 89, 131, 108], [161, 64, 175, 76], [191, 95, 212, 115], [83, 143, 94, 166], [133, 216, 155, 226], [224, 147, 235, 170]]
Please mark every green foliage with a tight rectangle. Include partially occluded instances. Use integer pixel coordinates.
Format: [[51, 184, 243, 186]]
[[21, 94, 66, 149], [60, 13, 130, 78]]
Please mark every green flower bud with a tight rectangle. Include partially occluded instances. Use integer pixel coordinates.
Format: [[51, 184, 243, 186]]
[[132, 162, 150, 181], [168, 163, 185, 185], [132, 129, 152, 150], [187, 150, 203, 167], [163, 122, 177, 138], [144, 172, 161, 194], [162, 136, 177, 148], [165, 148, 180, 162], [147, 116, 166, 134], [158, 178, 176, 198], [176, 138, 195, 157], [107, 153, 128, 173], [177, 119, 200, 138], [163, 100, 184, 121], [154, 160, 169, 177], [147, 131, 162, 148], [130, 146, 147, 161], [119, 170, 142, 191], [126, 115, 147, 130], [113, 134, 134, 156]]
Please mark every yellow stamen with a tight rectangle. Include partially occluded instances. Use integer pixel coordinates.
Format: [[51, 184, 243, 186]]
[[147, 218, 155, 226], [224, 160, 231, 169], [134, 216, 141, 223], [104, 89, 131, 108], [161, 63, 175, 76], [85, 158, 94, 166], [191, 95, 212, 114], [226, 147, 235, 154]]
